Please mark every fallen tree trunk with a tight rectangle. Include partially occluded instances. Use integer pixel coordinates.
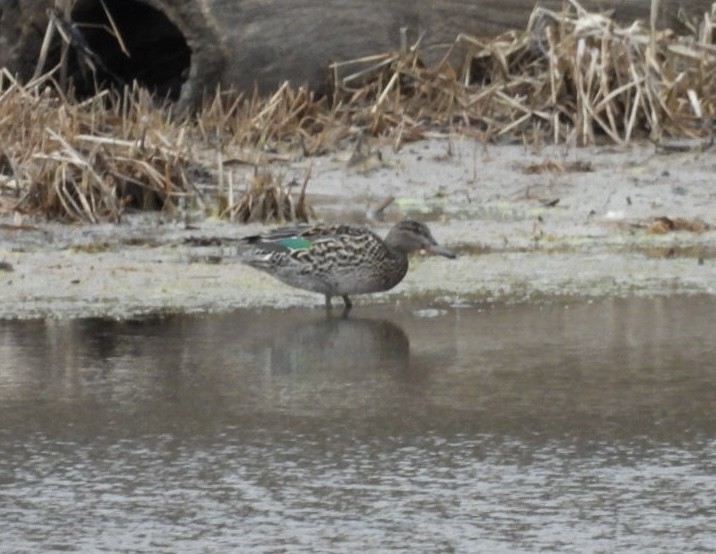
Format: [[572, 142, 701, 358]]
[[1, 0, 714, 111]]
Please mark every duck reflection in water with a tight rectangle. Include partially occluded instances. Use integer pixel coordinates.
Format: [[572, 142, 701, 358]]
[[265, 316, 411, 375]]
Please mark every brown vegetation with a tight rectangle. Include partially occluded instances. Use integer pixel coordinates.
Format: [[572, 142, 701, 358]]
[[1, 2, 715, 223]]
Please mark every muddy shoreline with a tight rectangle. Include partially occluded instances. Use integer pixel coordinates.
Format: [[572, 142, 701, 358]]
[[1, 139, 715, 320]]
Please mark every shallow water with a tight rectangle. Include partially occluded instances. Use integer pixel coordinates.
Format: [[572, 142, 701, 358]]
[[1, 297, 715, 553]]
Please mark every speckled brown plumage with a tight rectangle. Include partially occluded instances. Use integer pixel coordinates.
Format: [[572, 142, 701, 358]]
[[240, 220, 455, 312]]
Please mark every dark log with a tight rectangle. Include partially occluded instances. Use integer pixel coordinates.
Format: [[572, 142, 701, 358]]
[[1, 0, 713, 111]]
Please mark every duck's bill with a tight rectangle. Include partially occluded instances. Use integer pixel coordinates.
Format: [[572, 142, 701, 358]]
[[427, 244, 457, 259]]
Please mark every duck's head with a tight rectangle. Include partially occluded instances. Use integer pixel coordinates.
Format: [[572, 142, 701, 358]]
[[385, 220, 456, 258]]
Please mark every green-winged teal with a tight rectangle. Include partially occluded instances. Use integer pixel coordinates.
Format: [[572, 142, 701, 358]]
[[240, 220, 455, 311]]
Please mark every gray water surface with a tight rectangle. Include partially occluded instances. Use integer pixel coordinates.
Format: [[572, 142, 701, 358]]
[[1, 298, 715, 553]]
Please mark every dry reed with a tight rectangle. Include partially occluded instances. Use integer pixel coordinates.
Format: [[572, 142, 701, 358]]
[[0, 71, 198, 222], [329, 0, 716, 146], [220, 167, 314, 223], [1, 1, 715, 223]]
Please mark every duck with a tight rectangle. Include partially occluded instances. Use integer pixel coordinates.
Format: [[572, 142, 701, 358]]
[[239, 219, 455, 312]]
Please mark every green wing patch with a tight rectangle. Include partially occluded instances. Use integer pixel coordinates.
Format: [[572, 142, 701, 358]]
[[277, 237, 313, 251]]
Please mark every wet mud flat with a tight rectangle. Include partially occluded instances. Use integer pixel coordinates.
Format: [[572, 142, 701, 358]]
[[1, 139, 715, 319]]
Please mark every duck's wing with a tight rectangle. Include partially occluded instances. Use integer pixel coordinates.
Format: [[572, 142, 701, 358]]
[[243, 224, 367, 254]]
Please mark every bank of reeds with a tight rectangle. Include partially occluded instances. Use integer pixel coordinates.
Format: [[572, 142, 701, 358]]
[[1, 1, 714, 222], [0, 73, 199, 222], [329, 1, 716, 145]]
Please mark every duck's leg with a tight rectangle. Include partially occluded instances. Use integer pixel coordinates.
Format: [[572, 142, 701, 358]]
[[341, 295, 353, 318], [325, 295, 339, 318]]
